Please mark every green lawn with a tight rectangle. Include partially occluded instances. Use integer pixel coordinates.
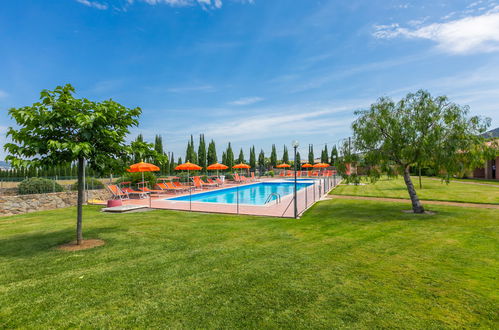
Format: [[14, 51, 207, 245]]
[[332, 176, 499, 204], [1, 201, 498, 328]]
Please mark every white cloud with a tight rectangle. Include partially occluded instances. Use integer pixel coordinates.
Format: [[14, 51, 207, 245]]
[[374, 8, 499, 54], [0, 90, 8, 99], [76, 0, 108, 10], [228, 97, 264, 106]]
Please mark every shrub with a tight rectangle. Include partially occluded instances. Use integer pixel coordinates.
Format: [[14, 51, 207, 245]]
[[70, 177, 104, 190], [266, 170, 274, 177], [18, 177, 64, 195]]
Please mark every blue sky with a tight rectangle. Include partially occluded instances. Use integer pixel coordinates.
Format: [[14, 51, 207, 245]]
[[1, 0, 499, 160]]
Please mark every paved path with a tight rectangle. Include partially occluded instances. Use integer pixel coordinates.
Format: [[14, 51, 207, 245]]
[[329, 194, 499, 209]]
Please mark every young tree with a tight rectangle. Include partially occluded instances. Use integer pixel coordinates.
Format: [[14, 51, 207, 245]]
[[207, 139, 217, 165], [5, 84, 141, 245], [308, 144, 314, 164], [270, 144, 277, 167], [237, 148, 245, 164], [198, 134, 207, 171], [249, 146, 256, 169], [282, 145, 289, 164], [350, 90, 492, 213]]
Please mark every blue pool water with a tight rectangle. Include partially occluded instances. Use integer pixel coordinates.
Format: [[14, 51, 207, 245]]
[[166, 181, 313, 205]]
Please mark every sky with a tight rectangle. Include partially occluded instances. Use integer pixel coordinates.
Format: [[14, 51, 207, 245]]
[[1, 0, 499, 161]]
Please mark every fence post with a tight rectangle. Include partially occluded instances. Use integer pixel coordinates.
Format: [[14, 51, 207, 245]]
[[189, 186, 192, 211], [305, 185, 308, 208], [236, 185, 239, 215]]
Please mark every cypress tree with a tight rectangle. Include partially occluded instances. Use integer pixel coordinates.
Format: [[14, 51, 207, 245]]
[[308, 144, 314, 164], [207, 139, 217, 165], [270, 144, 277, 167], [324, 144, 329, 164], [222, 151, 226, 165], [282, 145, 289, 164], [249, 146, 256, 169], [331, 145, 338, 165], [198, 134, 207, 170], [190, 135, 198, 164], [296, 151, 301, 167], [237, 148, 245, 164], [226, 143, 234, 169], [258, 149, 265, 175]]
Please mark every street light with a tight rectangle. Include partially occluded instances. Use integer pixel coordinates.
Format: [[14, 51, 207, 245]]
[[292, 140, 299, 219]]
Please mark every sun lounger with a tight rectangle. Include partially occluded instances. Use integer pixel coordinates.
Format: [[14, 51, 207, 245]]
[[206, 178, 220, 186], [107, 184, 129, 200], [122, 187, 149, 199], [157, 182, 185, 193], [140, 187, 168, 194]]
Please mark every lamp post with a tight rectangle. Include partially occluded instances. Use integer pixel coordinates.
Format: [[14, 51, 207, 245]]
[[292, 140, 299, 219]]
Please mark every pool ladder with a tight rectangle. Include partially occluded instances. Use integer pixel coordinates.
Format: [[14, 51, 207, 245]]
[[265, 192, 281, 205]]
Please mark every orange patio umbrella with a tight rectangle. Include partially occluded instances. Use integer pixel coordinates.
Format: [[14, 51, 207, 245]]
[[207, 162, 229, 176], [233, 163, 251, 175], [313, 163, 330, 168], [301, 163, 313, 168], [127, 161, 160, 187], [175, 161, 202, 183], [276, 163, 291, 168]]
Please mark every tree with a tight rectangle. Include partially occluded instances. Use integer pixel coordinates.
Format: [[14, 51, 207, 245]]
[[308, 144, 314, 164], [296, 151, 301, 168], [154, 135, 168, 174], [258, 149, 265, 175], [198, 134, 207, 171], [237, 148, 245, 164], [249, 146, 256, 169], [321, 144, 329, 163], [207, 139, 217, 165], [282, 145, 289, 164], [331, 145, 338, 165], [5, 84, 141, 244], [350, 90, 492, 213], [225, 143, 234, 169], [270, 144, 277, 167]]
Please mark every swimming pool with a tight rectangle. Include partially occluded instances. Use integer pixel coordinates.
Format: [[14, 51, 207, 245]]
[[166, 181, 313, 205]]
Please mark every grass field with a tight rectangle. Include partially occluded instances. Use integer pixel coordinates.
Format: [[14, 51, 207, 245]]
[[332, 176, 499, 204], [1, 201, 498, 328]]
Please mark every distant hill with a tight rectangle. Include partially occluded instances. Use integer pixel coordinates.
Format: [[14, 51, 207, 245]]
[[483, 127, 499, 139]]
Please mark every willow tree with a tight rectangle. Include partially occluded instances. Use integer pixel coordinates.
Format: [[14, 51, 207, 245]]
[[5, 84, 141, 244], [351, 90, 491, 213]]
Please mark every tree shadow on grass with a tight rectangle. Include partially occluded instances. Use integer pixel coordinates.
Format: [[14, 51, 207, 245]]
[[304, 199, 458, 225], [0, 226, 126, 258]]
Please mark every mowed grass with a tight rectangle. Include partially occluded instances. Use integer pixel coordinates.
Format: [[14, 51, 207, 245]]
[[332, 176, 499, 204], [1, 201, 498, 328]]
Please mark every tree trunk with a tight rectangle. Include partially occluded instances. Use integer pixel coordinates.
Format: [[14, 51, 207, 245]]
[[403, 166, 425, 213], [76, 156, 84, 245]]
